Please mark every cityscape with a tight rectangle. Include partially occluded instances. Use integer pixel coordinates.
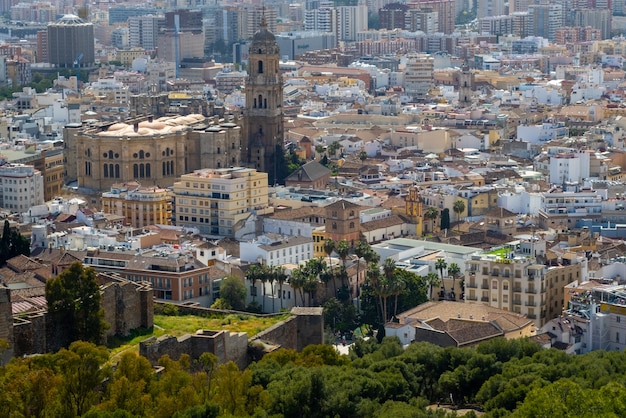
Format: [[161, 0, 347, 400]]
[[0, 0, 626, 415]]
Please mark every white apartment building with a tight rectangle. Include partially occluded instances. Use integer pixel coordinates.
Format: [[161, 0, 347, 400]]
[[549, 151, 591, 184], [477, 0, 505, 19], [240, 234, 313, 266], [336, 4, 368, 41], [517, 121, 569, 143], [0, 164, 44, 213]]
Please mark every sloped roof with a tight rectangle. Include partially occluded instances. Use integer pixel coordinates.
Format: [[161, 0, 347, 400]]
[[285, 161, 331, 182], [360, 215, 408, 232], [484, 207, 517, 218]]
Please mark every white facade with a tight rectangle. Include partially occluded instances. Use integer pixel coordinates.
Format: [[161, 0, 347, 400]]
[[262, 218, 315, 238], [540, 189, 602, 217], [517, 122, 568, 143], [403, 54, 434, 102], [129, 15, 162, 51], [549, 152, 591, 184], [240, 234, 314, 266], [0, 164, 44, 213]]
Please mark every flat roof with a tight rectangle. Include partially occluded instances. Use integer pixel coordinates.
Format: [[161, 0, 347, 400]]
[[372, 238, 481, 255]]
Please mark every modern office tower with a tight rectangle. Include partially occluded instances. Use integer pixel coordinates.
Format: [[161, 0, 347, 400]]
[[47, 14, 95, 68], [109, 7, 158, 24], [243, 17, 284, 183], [128, 15, 165, 51], [111, 27, 130, 49], [336, 4, 369, 41]]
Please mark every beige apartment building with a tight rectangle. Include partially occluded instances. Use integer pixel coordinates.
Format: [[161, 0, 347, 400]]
[[101, 182, 172, 228], [465, 239, 585, 327], [173, 167, 271, 237]]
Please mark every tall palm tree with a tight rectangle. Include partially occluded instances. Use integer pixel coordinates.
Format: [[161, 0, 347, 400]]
[[366, 262, 384, 323], [391, 274, 406, 319], [267, 265, 276, 313], [289, 267, 306, 307], [275, 266, 287, 310], [336, 239, 350, 287], [258, 264, 269, 313], [425, 206, 439, 234], [435, 258, 448, 296], [425, 272, 441, 301], [246, 264, 262, 304], [323, 237, 336, 293], [354, 241, 370, 311], [447, 262, 461, 300], [453, 200, 466, 232]]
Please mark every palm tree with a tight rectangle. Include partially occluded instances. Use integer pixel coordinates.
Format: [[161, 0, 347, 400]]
[[453, 200, 466, 232], [425, 272, 441, 301], [275, 266, 287, 310], [246, 264, 262, 304], [289, 267, 307, 307], [425, 206, 439, 234], [323, 238, 336, 293], [435, 258, 448, 296], [258, 264, 270, 312], [267, 265, 276, 313], [391, 274, 406, 319], [366, 262, 384, 323], [336, 239, 350, 287], [354, 241, 370, 311], [447, 262, 461, 300]]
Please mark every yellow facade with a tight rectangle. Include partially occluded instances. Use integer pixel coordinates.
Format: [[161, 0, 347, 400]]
[[313, 228, 326, 258], [101, 185, 172, 228], [173, 167, 270, 237]]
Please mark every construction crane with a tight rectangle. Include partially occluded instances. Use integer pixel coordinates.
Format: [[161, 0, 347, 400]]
[[74, 53, 83, 89]]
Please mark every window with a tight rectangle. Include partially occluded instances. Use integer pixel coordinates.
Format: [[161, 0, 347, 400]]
[[332, 222, 337, 230], [258, 60, 263, 74]]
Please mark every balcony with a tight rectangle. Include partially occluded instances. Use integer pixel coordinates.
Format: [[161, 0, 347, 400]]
[[466, 296, 478, 301], [513, 287, 522, 293], [528, 274, 535, 281], [481, 297, 489, 302], [527, 314, 537, 319], [525, 301, 537, 307], [525, 288, 536, 293], [513, 300, 522, 305], [481, 284, 489, 289], [467, 282, 478, 289]]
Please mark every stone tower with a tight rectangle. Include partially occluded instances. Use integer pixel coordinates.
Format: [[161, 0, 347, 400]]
[[458, 60, 473, 107], [243, 16, 284, 184]]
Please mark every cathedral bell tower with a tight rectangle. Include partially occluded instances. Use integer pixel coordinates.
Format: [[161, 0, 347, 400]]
[[244, 16, 283, 184], [458, 60, 473, 107]]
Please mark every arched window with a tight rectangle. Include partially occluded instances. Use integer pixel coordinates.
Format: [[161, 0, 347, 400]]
[[264, 98, 267, 108], [133, 164, 138, 178], [115, 164, 120, 178], [87, 149, 91, 158], [108, 150, 113, 159], [217, 162, 221, 168], [103, 164, 108, 178], [146, 163, 151, 178], [109, 164, 114, 178], [140, 164, 145, 178], [254, 98, 257, 108], [162, 161, 166, 176], [258, 95, 262, 108], [258, 60, 263, 73], [139, 150, 144, 159]]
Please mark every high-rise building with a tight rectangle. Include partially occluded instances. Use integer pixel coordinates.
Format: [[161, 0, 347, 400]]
[[336, 4, 369, 41], [408, 0, 454, 34], [111, 27, 130, 49], [404, 53, 434, 102], [380, 2, 409, 30], [304, 1, 336, 33], [527, 4, 563, 41], [47, 14, 95, 68], [406, 8, 440, 33], [36, 30, 48, 63], [477, 0, 505, 19], [109, 7, 158, 24], [243, 17, 284, 183], [128, 15, 165, 51], [572, 8, 612, 39]]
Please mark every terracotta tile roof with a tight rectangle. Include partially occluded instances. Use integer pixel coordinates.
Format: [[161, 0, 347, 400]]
[[6, 255, 47, 273], [285, 161, 331, 182], [268, 206, 322, 220], [360, 214, 408, 232]]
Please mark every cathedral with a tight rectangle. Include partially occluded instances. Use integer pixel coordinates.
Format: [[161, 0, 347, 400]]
[[243, 16, 284, 185]]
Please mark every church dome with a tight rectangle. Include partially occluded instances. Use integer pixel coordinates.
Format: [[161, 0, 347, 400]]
[[250, 16, 279, 55]]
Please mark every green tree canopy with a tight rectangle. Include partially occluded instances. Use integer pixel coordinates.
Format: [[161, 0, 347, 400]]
[[45, 262, 107, 345], [219, 275, 247, 311]]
